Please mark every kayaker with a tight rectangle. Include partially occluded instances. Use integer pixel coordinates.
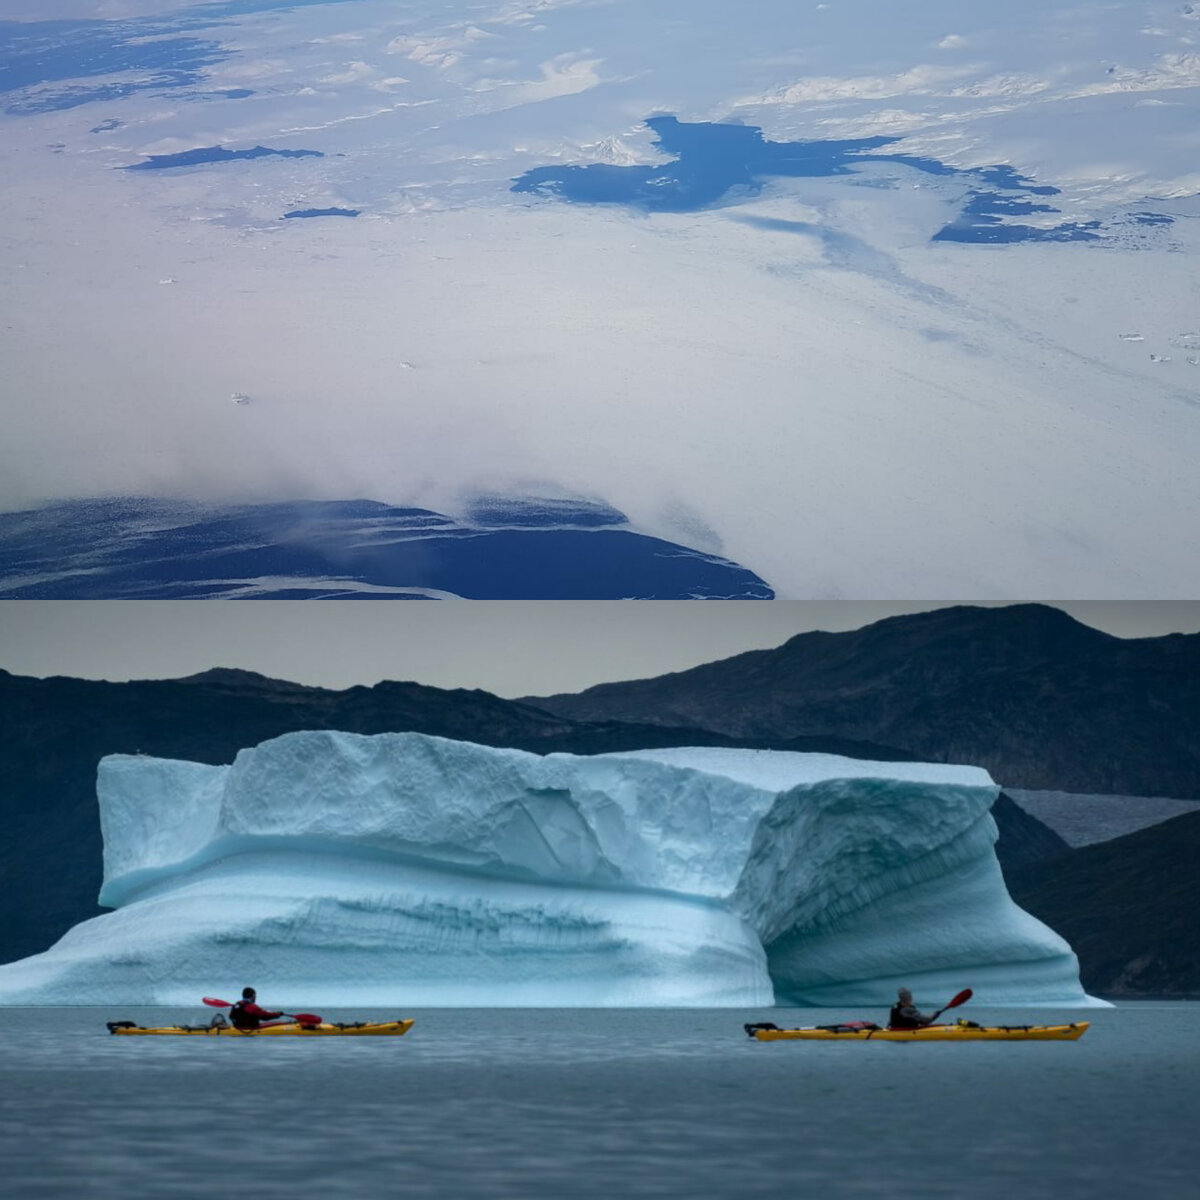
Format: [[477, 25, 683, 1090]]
[[228, 987, 285, 1030], [888, 987, 934, 1030]]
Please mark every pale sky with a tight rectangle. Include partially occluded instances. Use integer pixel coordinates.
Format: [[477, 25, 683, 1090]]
[[1, 601, 1197, 698]]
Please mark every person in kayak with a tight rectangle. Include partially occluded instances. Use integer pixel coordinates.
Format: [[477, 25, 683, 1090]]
[[228, 987, 285, 1030], [888, 987, 934, 1030]]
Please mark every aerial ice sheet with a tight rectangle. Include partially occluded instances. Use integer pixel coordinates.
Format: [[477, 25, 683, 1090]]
[[2, 1, 1199, 596], [0, 732, 1095, 1007]]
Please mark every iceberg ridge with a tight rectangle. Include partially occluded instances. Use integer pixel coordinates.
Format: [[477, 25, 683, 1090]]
[[0, 732, 1095, 1007]]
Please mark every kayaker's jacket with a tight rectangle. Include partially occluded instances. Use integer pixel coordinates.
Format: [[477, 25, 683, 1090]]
[[229, 1000, 284, 1030], [888, 1002, 931, 1030]]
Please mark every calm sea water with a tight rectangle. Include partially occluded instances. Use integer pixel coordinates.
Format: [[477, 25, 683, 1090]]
[[2, 1005, 1196, 1199]]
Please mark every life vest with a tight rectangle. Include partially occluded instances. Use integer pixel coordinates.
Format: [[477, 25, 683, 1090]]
[[889, 1003, 923, 1030], [229, 999, 258, 1030]]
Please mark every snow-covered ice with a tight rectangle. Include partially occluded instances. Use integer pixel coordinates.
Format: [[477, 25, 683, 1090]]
[[0, 732, 1095, 1007], [1, 1, 1199, 595]]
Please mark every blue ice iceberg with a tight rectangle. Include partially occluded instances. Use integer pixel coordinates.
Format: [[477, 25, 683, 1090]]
[[0, 733, 1094, 1006]]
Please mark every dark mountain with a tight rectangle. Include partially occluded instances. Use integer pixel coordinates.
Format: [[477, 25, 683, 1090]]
[[0, 668, 910, 965], [176, 668, 319, 692], [1007, 811, 1200, 998], [991, 792, 1072, 870], [527, 605, 1200, 797]]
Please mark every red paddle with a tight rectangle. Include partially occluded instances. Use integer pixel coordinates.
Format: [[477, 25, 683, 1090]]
[[928, 987, 973, 1024], [203, 996, 323, 1025]]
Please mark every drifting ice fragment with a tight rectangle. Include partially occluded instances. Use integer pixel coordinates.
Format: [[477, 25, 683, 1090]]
[[0, 733, 1095, 1007]]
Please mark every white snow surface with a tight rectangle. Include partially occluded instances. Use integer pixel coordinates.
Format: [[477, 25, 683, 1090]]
[[2, 1, 1200, 596], [0, 731, 1096, 1007]]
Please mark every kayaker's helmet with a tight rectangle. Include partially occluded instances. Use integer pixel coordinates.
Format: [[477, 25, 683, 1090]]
[[897, 988, 912, 1002], [242, 987, 256, 1000]]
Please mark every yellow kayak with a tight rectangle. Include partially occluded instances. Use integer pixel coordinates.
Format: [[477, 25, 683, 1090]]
[[745, 1021, 1089, 1042], [107, 1018, 414, 1037]]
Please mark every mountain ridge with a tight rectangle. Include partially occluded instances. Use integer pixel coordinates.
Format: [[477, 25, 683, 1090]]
[[524, 604, 1200, 797]]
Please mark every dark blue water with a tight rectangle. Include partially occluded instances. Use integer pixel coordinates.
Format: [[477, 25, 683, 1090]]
[[0, 1, 359, 115], [512, 115, 1106, 245], [0, 20, 223, 113], [123, 145, 323, 170], [932, 191, 1101, 244], [283, 207, 360, 219], [0, 1006, 1195, 1198], [0, 498, 773, 600]]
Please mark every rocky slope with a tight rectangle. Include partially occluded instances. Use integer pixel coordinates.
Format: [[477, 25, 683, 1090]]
[[527, 605, 1200, 797], [1007, 812, 1200, 998]]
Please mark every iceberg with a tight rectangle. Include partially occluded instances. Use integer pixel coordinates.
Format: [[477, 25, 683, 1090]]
[[0, 733, 1095, 1007]]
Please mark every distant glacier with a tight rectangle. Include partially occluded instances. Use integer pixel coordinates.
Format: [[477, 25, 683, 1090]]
[[0, 733, 1096, 1007]]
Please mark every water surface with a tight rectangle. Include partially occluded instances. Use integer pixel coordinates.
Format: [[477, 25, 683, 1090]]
[[1, 1005, 1195, 1198], [0, 1, 360, 114], [283, 207, 360, 219], [513, 115, 1105, 244], [0, 497, 773, 599], [123, 145, 323, 170]]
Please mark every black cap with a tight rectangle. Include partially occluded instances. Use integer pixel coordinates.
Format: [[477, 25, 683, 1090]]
[[242, 987, 256, 999]]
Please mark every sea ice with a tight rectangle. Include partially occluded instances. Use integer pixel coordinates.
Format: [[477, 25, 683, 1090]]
[[0, 733, 1096, 1007], [4, 1, 1200, 598]]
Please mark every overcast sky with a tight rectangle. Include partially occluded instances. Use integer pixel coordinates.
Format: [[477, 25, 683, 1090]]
[[1, 601, 1197, 698]]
